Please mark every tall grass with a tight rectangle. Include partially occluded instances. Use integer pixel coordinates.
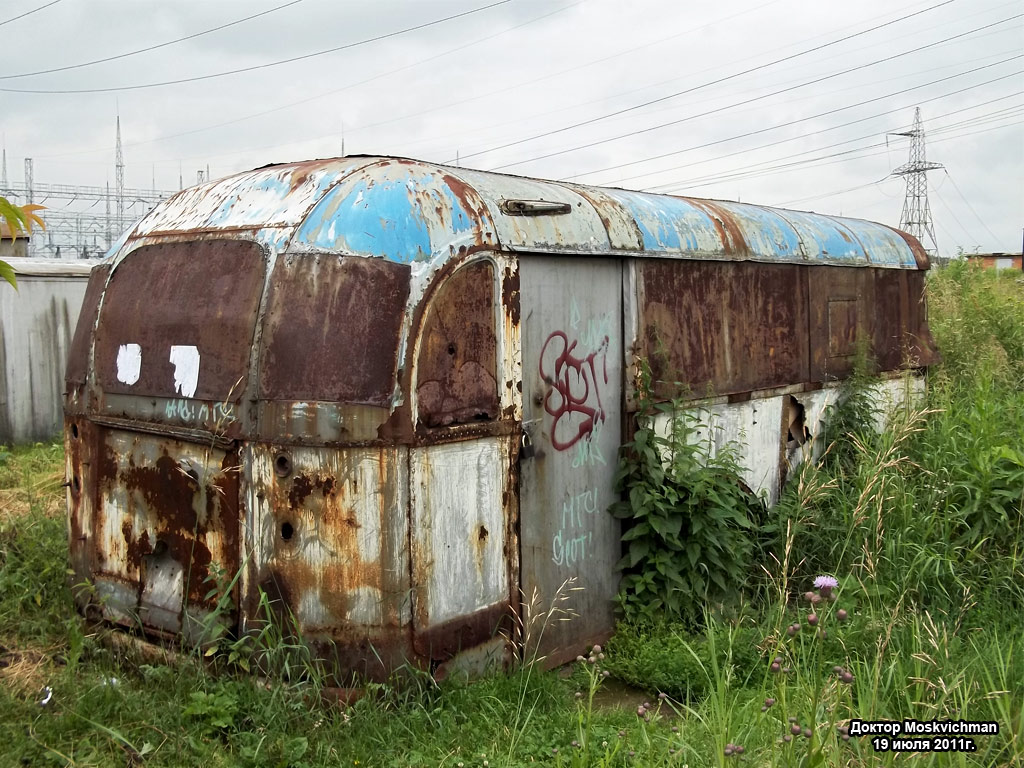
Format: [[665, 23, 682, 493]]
[[0, 264, 1020, 766]]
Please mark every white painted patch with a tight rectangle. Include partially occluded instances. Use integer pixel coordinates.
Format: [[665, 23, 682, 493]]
[[410, 439, 508, 626], [169, 345, 200, 398], [654, 396, 784, 505], [115, 343, 142, 385]]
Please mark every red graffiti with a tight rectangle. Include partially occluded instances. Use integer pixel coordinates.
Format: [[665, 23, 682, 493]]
[[539, 330, 609, 451]]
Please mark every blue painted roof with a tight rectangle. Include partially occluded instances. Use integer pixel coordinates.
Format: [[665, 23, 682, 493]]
[[122, 156, 927, 270]]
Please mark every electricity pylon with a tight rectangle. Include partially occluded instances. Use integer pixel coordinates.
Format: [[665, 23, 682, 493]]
[[891, 108, 943, 255]]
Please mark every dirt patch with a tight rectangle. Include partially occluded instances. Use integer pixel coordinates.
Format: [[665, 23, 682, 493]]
[[0, 475, 64, 523]]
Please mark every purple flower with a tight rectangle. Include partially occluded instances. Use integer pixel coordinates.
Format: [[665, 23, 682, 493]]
[[814, 575, 839, 598]]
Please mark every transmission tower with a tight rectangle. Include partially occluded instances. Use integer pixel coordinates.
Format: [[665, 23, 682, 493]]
[[115, 115, 125, 236], [891, 108, 943, 255]]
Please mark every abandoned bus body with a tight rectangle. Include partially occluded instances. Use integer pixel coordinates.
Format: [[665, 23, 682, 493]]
[[64, 156, 938, 678]]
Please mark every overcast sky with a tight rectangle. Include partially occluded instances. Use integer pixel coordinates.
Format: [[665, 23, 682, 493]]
[[1, 0, 1021, 256]]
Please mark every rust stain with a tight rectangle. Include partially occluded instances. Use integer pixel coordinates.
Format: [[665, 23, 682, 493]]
[[502, 264, 521, 326], [259, 255, 410, 407], [415, 261, 499, 428], [640, 259, 808, 398], [686, 198, 751, 257]]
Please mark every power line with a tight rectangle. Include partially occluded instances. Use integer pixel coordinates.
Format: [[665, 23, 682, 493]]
[[340, 0, 788, 140], [446, 0, 961, 165], [0, 0, 64, 28], [943, 170, 1002, 242], [486, 12, 1021, 172], [32, 0, 764, 160], [0, 0, 511, 94], [771, 118, 1021, 207], [97, 1, 580, 158], [684, 116, 1023, 195], [931, 184, 980, 247], [646, 98, 1024, 193], [401, 0, 1020, 165], [0, 0, 306, 81], [612, 65, 1024, 191]]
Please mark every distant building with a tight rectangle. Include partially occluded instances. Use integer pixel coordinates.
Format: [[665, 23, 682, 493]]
[[0, 221, 29, 259], [965, 252, 1023, 271]]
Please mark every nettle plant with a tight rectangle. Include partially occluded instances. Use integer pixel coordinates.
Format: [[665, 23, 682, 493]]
[[612, 361, 765, 623]]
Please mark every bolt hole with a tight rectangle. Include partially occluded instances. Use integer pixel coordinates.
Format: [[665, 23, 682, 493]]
[[447, 342, 457, 356], [281, 521, 294, 542], [478, 526, 488, 541], [274, 452, 292, 477], [72, 475, 80, 493], [71, 423, 79, 439]]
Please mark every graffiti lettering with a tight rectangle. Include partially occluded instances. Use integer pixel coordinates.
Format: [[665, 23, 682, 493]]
[[552, 487, 601, 566], [552, 529, 594, 567], [539, 331, 609, 451], [164, 398, 236, 427], [571, 418, 607, 468]]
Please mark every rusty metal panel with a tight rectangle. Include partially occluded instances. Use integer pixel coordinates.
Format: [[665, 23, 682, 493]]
[[255, 401, 391, 445], [66, 263, 110, 395], [65, 416, 99, 592], [639, 260, 810, 398], [873, 268, 904, 371], [258, 255, 410, 407], [448, 168, 610, 255], [601, 190, 728, 256], [244, 444, 411, 681], [568, 186, 644, 251], [808, 266, 874, 380], [518, 255, 622, 666], [416, 261, 498, 427], [845, 222, 924, 268], [132, 159, 360, 239], [91, 428, 240, 636], [94, 241, 266, 408], [409, 438, 511, 659], [903, 270, 940, 367], [290, 159, 496, 262], [770, 208, 869, 263]]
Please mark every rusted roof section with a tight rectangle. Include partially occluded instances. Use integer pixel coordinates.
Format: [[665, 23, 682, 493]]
[[114, 155, 926, 269]]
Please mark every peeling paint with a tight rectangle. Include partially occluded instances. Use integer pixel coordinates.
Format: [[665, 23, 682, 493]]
[[169, 345, 200, 398], [115, 343, 141, 386]]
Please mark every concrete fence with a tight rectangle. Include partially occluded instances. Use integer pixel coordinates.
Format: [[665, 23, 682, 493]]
[[0, 259, 99, 444]]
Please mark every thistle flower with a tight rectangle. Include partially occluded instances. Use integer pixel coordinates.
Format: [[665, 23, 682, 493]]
[[814, 575, 839, 598], [807, 613, 819, 627], [837, 609, 849, 622]]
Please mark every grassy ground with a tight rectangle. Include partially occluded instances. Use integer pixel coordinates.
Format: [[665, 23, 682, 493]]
[[0, 263, 1021, 767]]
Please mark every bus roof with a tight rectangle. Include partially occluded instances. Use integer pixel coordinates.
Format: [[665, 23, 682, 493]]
[[115, 155, 927, 270]]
